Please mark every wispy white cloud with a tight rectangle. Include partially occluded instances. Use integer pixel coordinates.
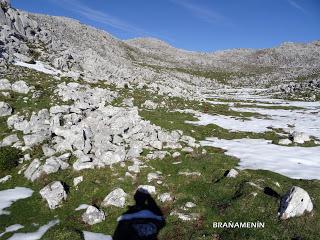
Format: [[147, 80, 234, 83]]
[[171, 0, 225, 24], [287, 0, 308, 14], [52, 0, 148, 35]]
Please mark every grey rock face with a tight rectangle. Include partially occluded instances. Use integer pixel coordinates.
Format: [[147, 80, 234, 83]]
[[278, 186, 313, 220], [39, 181, 67, 209], [82, 206, 105, 225], [101, 188, 127, 208], [0, 101, 12, 116]]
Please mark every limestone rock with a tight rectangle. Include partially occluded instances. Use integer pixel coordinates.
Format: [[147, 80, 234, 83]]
[[0, 134, 19, 146], [158, 193, 173, 202], [279, 138, 292, 145], [24, 159, 44, 181], [101, 188, 127, 208], [73, 176, 83, 187], [290, 132, 311, 144], [0, 102, 12, 116], [11, 81, 30, 94], [82, 206, 105, 225], [39, 181, 67, 209], [0, 79, 11, 90], [142, 100, 158, 110], [278, 186, 313, 220], [226, 169, 239, 178]]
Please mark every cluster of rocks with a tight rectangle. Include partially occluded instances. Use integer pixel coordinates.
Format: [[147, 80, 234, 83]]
[[279, 131, 311, 145], [2, 81, 196, 181], [276, 79, 320, 101]]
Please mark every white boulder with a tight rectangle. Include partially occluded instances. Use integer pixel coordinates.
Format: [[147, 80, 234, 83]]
[[0, 134, 19, 146], [73, 176, 83, 187], [278, 186, 313, 220], [291, 132, 311, 144], [101, 188, 127, 208], [0, 79, 11, 90], [0, 102, 12, 116], [82, 206, 105, 225], [39, 181, 67, 209], [279, 138, 292, 145], [11, 80, 30, 94], [158, 193, 173, 202], [226, 169, 239, 178]]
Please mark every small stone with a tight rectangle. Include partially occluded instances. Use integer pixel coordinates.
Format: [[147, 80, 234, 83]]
[[147, 172, 161, 182], [11, 80, 30, 94], [101, 188, 127, 208], [1, 134, 19, 147], [158, 193, 173, 202], [279, 139, 292, 145], [172, 152, 181, 158], [82, 206, 105, 225], [185, 202, 196, 208], [226, 169, 239, 178], [0, 102, 12, 116], [0, 175, 12, 183], [39, 181, 67, 209], [182, 147, 193, 153], [0, 79, 11, 90], [73, 176, 83, 187], [290, 132, 311, 144]]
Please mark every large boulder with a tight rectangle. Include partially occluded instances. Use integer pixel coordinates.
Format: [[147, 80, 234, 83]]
[[101, 188, 127, 208], [82, 206, 105, 225], [39, 181, 67, 209], [0, 102, 12, 116], [278, 186, 313, 220]]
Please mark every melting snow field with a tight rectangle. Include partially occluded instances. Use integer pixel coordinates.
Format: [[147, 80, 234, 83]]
[[14, 61, 61, 75], [7, 220, 59, 240], [0, 187, 34, 215], [185, 94, 320, 180], [0, 224, 24, 237], [201, 138, 320, 179], [83, 231, 112, 240], [185, 103, 320, 139]]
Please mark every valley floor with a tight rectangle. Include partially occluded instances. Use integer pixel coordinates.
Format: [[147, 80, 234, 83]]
[[0, 64, 319, 240]]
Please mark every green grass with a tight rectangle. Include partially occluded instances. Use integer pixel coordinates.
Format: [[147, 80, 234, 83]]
[[0, 64, 319, 239]]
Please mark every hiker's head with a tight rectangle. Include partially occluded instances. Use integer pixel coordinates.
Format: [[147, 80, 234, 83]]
[[134, 189, 151, 205]]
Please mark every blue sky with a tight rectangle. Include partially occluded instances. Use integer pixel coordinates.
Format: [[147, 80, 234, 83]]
[[12, 0, 320, 52]]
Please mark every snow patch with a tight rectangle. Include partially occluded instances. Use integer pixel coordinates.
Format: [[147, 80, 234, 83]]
[[201, 138, 320, 179], [83, 231, 112, 240], [0, 224, 24, 237], [0, 187, 33, 215], [14, 61, 61, 75], [7, 220, 59, 240]]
